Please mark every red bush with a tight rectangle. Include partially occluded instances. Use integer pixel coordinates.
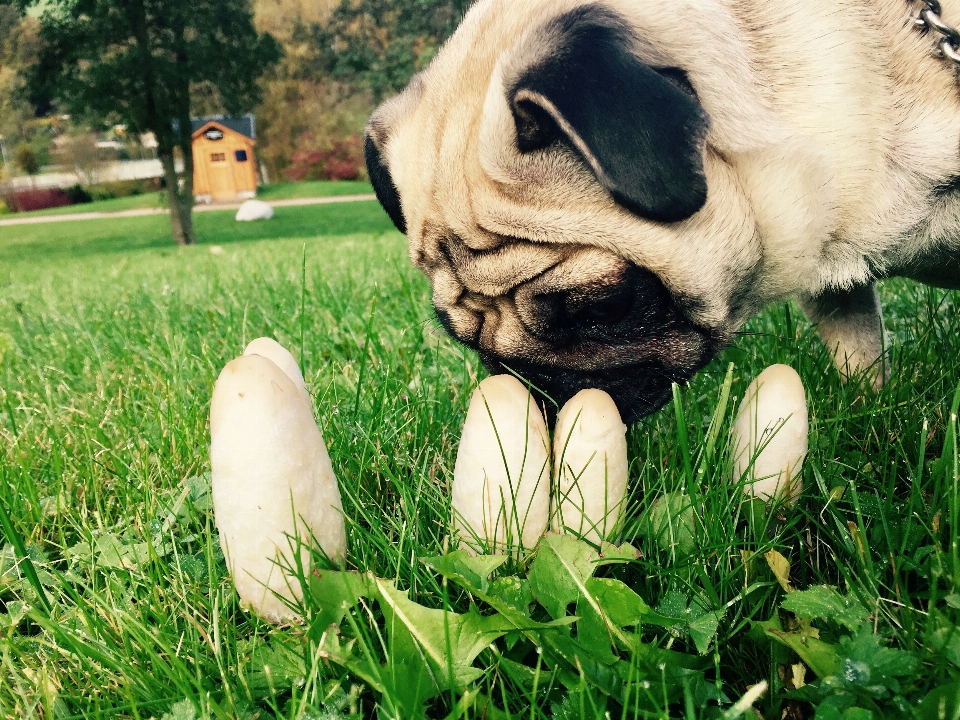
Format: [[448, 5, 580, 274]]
[[4, 188, 73, 212], [286, 134, 365, 182]]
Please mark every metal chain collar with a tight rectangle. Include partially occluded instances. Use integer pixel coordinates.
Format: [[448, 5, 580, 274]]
[[913, 0, 960, 65]]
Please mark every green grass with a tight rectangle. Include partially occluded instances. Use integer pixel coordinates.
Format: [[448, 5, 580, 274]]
[[6, 180, 375, 218], [0, 201, 958, 719]]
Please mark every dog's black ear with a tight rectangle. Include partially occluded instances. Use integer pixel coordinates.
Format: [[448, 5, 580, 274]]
[[364, 130, 407, 234], [510, 6, 709, 223]]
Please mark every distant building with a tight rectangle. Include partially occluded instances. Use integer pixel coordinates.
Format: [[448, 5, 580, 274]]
[[190, 114, 258, 203]]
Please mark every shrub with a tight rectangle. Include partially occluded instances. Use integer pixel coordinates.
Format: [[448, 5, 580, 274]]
[[286, 134, 366, 182], [4, 188, 72, 212], [14, 144, 40, 176], [65, 184, 93, 205], [86, 178, 162, 201]]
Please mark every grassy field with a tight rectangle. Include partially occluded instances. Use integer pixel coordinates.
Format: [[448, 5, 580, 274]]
[[6, 180, 375, 218], [0, 200, 958, 719]]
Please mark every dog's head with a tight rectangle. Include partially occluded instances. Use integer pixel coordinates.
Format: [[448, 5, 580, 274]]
[[365, 1, 800, 422]]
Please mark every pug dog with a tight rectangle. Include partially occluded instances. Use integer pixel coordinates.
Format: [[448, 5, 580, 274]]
[[364, 0, 960, 423]]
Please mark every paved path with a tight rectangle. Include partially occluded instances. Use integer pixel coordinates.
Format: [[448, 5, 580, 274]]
[[0, 194, 378, 228]]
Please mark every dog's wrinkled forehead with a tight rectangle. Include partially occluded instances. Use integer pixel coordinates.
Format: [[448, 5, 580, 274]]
[[367, 2, 709, 233]]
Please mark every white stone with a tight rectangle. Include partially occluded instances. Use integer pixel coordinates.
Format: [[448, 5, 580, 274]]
[[210, 352, 346, 622], [235, 199, 274, 222], [552, 389, 628, 543], [731, 364, 808, 503], [452, 375, 551, 556]]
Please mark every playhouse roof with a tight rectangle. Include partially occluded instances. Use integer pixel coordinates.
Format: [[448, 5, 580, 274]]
[[189, 114, 256, 140]]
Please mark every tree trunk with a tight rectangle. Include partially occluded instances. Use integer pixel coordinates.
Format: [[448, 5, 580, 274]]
[[159, 148, 195, 246], [177, 108, 196, 243]]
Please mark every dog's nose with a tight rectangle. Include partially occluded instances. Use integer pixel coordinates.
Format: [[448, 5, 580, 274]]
[[514, 274, 637, 345]]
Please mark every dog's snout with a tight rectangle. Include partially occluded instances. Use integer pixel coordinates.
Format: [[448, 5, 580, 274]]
[[527, 278, 637, 340]]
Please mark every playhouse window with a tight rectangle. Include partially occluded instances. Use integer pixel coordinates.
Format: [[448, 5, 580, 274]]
[[234, 150, 248, 162], [211, 152, 226, 162]]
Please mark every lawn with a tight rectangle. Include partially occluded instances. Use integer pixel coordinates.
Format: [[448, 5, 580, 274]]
[[0, 200, 958, 719], [5, 180, 375, 218]]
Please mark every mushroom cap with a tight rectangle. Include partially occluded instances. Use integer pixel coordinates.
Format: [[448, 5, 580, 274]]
[[452, 375, 551, 555], [553, 388, 628, 543], [211, 353, 345, 622], [243, 337, 309, 400], [731, 364, 808, 503]]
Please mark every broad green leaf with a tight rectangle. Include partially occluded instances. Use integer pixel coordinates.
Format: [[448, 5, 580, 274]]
[[596, 542, 641, 566], [420, 552, 507, 595], [487, 576, 532, 616], [841, 709, 874, 720], [638, 492, 696, 557], [161, 700, 197, 720], [618, 635, 712, 674], [689, 610, 722, 655], [308, 569, 377, 635], [576, 593, 618, 666], [919, 681, 960, 720], [424, 552, 572, 632], [317, 631, 379, 692], [246, 637, 307, 694], [766, 628, 841, 679], [585, 578, 651, 627], [575, 578, 690, 664], [375, 578, 513, 686], [781, 586, 868, 632], [926, 614, 960, 668], [838, 626, 918, 692], [541, 631, 624, 700], [656, 590, 688, 619], [528, 533, 599, 619], [811, 694, 857, 720], [90, 533, 162, 570]]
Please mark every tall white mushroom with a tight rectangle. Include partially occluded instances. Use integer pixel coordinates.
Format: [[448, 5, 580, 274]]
[[210, 340, 346, 622], [552, 389, 629, 543], [242, 337, 308, 399], [731, 364, 809, 503], [451, 375, 551, 556]]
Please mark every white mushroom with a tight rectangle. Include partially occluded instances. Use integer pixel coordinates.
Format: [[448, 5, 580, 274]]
[[452, 375, 551, 556], [242, 337, 308, 399], [210, 350, 346, 622], [731, 364, 808, 503], [552, 389, 628, 543]]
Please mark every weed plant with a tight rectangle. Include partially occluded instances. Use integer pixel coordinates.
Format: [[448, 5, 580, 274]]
[[0, 202, 958, 718]]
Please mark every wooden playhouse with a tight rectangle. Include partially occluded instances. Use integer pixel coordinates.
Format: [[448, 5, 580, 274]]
[[191, 115, 258, 203]]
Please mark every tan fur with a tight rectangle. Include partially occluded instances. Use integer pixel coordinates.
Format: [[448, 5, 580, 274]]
[[371, 0, 960, 393]]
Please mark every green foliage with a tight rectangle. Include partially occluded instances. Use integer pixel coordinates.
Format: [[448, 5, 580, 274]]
[[760, 585, 921, 717], [0, 4, 39, 151], [25, 0, 281, 145], [305, 536, 730, 718], [13, 141, 38, 174], [306, 0, 471, 102]]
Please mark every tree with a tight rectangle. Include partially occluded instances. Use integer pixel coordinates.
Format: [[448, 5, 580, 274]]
[[14, 141, 38, 177], [23, 0, 281, 245], [57, 131, 107, 185], [310, 0, 471, 103], [0, 4, 40, 160]]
